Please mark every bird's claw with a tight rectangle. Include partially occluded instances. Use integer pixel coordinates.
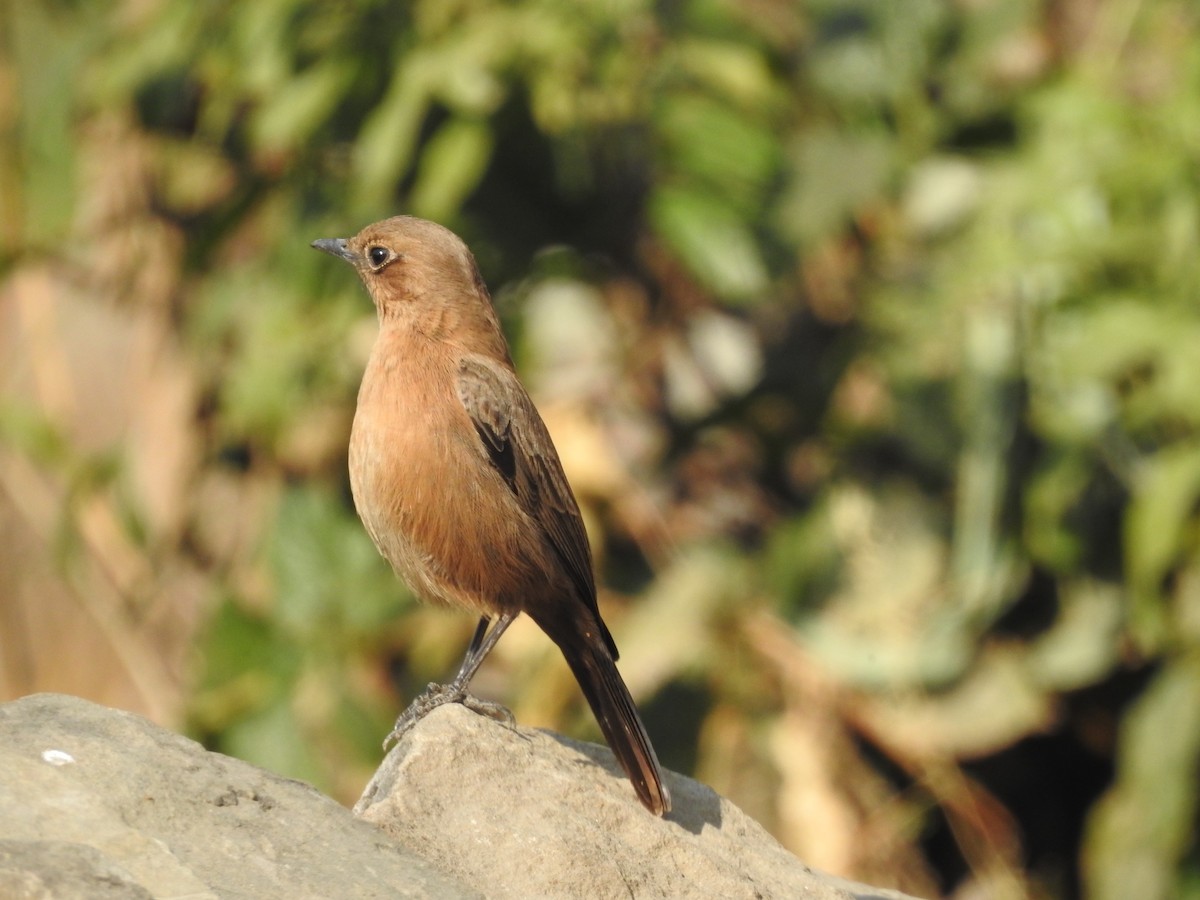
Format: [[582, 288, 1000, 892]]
[[462, 694, 516, 727], [383, 682, 514, 749]]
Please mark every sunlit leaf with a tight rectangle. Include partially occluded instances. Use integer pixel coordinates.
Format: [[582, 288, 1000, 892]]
[[775, 127, 893, 245], [271, 486, 406, 637], [657, 93, 779, 211], [858, 645, 1054, 758], [410, 117, 494, 222], [251, 59, 353, 156], [1125, 443, 1200, 647], [649, 185, 768, 302], [352, 57, 432, 210], [673, 37, 776, 108], [6, 2, 88, 246], [1027, 579, 1123, 690], [1083, 655, 1200, 900]]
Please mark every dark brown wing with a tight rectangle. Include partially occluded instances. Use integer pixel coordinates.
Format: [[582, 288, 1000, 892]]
[[457, 354, 671, 815], [455, 354, 617, 658]]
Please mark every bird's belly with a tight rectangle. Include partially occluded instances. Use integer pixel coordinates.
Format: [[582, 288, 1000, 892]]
[[348, 405, 531, 616]]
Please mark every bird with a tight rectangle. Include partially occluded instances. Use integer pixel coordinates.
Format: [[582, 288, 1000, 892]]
[[311, 216, 671, 816]]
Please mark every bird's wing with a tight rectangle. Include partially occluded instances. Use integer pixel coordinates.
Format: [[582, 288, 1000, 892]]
[[456, 354, 615, 654]]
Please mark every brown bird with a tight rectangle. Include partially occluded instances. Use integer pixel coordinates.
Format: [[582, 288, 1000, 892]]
[[312, 216, 671, 816]]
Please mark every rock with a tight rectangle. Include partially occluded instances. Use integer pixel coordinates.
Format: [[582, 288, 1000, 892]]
[[358, 703, 918, 900], [0, 694, 475, 899], [0, 841, 155, 900], [0, 693, 922, 899]]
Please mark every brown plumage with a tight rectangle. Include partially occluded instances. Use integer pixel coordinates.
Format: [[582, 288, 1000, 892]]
[[312, 216, 671, 816]]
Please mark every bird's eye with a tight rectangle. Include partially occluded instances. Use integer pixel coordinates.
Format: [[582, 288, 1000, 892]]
[[367, 246, 390, 268]]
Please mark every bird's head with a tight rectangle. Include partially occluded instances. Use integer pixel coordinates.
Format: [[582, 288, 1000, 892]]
[[313, 216, 507, 357]]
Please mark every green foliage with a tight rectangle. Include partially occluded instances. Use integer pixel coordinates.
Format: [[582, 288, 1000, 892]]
[[190, 488, 405, 785], [270, 486, 407, 636], [5, 0, 1200, 895], [1084, 654, 1200, 900]]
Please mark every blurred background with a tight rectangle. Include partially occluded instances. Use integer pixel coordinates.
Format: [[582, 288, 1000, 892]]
[[2, 0, 1199, 897]]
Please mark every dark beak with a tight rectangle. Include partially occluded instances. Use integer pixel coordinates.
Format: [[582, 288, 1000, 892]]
[[311, 237, 356, 264]]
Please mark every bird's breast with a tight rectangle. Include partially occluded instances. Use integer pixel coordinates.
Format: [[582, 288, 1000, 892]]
[[348, 338, 535, 614]]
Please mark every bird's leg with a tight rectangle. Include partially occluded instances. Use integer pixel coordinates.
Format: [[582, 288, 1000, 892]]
[[384, 611, 517, 748], [453, 615, 494, 681]]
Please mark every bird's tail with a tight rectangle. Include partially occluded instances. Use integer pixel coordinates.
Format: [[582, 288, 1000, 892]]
[[560, 640, 672, 816]]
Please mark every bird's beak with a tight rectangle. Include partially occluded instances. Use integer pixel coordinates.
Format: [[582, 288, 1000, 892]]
[[311, 237, 356, 264]]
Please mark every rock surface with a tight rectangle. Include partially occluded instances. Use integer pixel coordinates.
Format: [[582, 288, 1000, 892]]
[[358, 703, 918, 900], [0, 694, 473, 899], [0, 693, 922, 899]]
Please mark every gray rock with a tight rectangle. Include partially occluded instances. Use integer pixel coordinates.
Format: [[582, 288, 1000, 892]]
[[0, 693, 475, 899], [357, 703, 921, 900], [0, 693, 922, 900], [0, 840, 154, 900]]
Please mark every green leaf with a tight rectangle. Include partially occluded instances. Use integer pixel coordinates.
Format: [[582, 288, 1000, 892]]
[[673, 38, 776, 108], [196, 598, 297, 691], [649, 185, 768, 302], [775, 127, 893, 245], [6, 2, 90, 247], [251, 59, 353, 155], [352, 57, 432, 210], [1083, 654, 1200, 900], [657, 94, 780, 212], [409, 117, 494, 222], [1027, 579, 1123, 690], [271, 486, 406, 638], [1126, 443, 1200, 646]]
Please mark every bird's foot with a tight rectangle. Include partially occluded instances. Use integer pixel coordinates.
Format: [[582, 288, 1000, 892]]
[[383, 682, 514, 749]]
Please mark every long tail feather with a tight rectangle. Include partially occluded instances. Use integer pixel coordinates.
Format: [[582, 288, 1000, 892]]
[[561, 643, 671, 816]]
